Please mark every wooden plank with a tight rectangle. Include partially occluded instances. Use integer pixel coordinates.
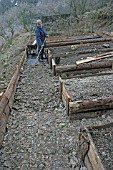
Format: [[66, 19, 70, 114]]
[[62, 83, 71, 101], [80, 128, 105, 170], [4, 104, 10, 119], [85, 155, 94, 170], [76, 52, 113, 64], [86, 130, 105, 170], [0, 113, 7, 146], [62, 82, 71, 115]]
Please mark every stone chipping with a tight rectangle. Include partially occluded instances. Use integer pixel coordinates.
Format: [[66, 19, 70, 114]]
[[0, 61, 113, 170]]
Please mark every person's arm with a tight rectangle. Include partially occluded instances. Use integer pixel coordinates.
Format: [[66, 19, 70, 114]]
[[35, 27, 42, 47]]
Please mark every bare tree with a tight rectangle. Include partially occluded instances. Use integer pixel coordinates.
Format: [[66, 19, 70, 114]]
[[78, 0, 87, 15], [17, 3, 34, 32], [3, 7, 17, 45]]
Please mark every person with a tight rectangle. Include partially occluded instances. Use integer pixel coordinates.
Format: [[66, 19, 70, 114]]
[[35, 19, 48, 61]]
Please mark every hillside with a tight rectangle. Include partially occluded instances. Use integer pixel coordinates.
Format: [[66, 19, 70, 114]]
[[1, 1, 113, 168]]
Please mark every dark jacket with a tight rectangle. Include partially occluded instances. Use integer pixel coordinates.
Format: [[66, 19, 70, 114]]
[[35, 25, 47, 47]]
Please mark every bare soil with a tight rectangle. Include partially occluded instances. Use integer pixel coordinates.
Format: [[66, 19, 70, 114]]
[[0, 32, 31, 93]]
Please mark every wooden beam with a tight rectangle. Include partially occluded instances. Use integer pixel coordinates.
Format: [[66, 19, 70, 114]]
[[60, 69, 113, 79], [69, 96, 113, 114], [46, 38, 113, 48], [56, 61, 112, 73], [0, 113, 7, 147], [52, 48, 113, 58], [76, 52, 113, 64]]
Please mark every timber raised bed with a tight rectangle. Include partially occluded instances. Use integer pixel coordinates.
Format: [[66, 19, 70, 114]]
[[47, 40, 113, 75], [78, 122, 113, 170], [59, 71, 113, 119]]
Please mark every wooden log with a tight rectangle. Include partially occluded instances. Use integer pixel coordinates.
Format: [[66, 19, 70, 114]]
[[49, 43, 89, 52], [85, 155, 94, 170], [76, 52, 113, 64], [69, 97, 113, 114], [56, 61, 112, 73], [77, 47, 113, 55], [60, 69, 113, 79], [46, 38, 113, 48], [52, 48, 113, 58]]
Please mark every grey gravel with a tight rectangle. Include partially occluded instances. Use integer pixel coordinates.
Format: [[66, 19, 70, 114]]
[[0, 61, 113, 169]]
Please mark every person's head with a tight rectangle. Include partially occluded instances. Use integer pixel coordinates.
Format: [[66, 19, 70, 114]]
[[37, 19, 42, 28]]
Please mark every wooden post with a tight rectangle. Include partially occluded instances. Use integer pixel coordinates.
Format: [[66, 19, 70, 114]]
[[52, 58, 56, 76], [59, 77, 63, 99], [62, 83, 71, 115]]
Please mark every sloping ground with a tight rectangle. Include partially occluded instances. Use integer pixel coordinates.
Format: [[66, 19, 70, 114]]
[[0, 32, 31, 93], [1, 61, 113, 169]]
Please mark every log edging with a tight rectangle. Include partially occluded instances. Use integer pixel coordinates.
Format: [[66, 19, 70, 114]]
[[0, 52, 26, 146], [59, 76, 113, 119]]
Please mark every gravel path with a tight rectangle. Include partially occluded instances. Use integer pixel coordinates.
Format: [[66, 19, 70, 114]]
[[1, 61, 113, 169]]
